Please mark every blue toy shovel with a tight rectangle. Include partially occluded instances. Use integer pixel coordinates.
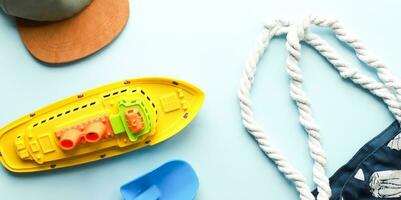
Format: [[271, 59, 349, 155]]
[[120, 160, 199, 200]]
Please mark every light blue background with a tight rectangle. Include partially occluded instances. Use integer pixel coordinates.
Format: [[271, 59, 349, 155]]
[[1, 0, 401, 199]]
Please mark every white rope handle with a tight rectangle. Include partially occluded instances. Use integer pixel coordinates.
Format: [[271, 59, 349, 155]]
[[239, 19, 316, 200], [300, 16, 401, 123], [303, 32, 401, 122], [286, 23, 331, 200], [239, 16, 401, 200], [307, 16, 401, 103]]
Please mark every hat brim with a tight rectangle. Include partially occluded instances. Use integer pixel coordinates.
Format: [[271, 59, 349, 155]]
[[17, 0, 130, 64]]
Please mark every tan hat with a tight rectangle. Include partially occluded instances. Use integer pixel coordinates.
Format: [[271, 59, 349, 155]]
[[2, 0, 129, 64]]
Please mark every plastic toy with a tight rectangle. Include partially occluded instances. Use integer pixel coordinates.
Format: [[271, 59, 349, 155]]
[[120, 160, 199, 200], [0, 77, 204, 173]]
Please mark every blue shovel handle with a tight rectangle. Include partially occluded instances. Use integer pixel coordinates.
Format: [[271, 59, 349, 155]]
[[126, 185, 161, 200]]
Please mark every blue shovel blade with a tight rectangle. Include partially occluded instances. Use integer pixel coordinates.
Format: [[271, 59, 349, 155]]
[[120, 160, 199, 200]]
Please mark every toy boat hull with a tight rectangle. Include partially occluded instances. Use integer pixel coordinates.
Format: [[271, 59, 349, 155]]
[[0, 77, 204, 173]]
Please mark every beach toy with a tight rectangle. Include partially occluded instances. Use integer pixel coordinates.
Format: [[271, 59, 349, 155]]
[[0, 77, 204, 173], [120, 160, 199, 200]]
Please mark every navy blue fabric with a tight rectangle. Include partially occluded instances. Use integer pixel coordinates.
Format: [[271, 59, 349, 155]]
[[312, 121, 401, 200]]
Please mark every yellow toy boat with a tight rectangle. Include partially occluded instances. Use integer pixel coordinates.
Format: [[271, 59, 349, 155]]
[[0, 77, 204, 173]]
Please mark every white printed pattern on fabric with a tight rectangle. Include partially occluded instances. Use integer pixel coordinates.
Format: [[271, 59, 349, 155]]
[[354, 169, 365, 181], [239, 15, 401, 200], [388, 133, 401, 150], [370, 170, 401, 198]]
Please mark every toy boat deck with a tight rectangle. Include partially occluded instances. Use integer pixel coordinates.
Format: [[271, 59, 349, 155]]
[[0, 77, 204, 173]]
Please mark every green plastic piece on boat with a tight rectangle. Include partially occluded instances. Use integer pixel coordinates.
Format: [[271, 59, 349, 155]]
[[110, 114, 125, 134], [109, 97, 153, 141]]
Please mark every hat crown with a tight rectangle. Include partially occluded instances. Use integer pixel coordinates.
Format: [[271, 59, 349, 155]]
[[1, 0, 92, 21]]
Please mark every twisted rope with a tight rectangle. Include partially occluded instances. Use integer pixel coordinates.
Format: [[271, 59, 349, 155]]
[[239, 15, 401, 200], [303, 32, 401, 122], [239, 19, 316, 200], [286, 23, 331, 200], [302, 16, 401, 123], [308, 16, 401, 103]]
